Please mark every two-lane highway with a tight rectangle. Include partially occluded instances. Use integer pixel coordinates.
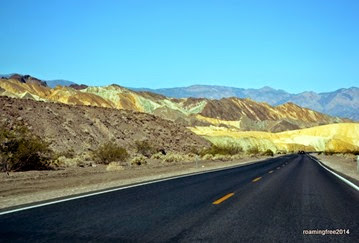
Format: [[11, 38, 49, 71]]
[[1, 154, 358, 242]]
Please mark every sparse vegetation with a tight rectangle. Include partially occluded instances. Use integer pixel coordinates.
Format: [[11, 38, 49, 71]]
[[151, 152, 165, 160], [324, 150, 336, 156], [323, 149, 359, 156], [202, 153, 214, 161], [213, 154, 232, 161], [54, 156, 80, 167], [247, 146, 259, 155], [134, 140, 155, 158], [231, 154, 243, 160], [131, 155, 148, 166], [200, 144, 243, 156], [55, 149, 75, 159], [106, 162, 125, 171], [162, 153, 186, 163], [93, 141, 129, 164], [188, 147, 200, 155], [262, 149, 274, 156], [0, 123, 53, 171]]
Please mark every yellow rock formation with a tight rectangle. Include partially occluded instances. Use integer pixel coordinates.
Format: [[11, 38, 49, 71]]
[[189, 123, 359, 153]]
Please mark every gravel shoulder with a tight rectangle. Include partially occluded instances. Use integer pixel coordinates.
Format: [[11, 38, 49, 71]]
[[0, 156, 275, 210], [313, 153, 359, 183]]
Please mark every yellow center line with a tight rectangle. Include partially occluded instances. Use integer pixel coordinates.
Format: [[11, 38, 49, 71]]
[[212, 193, 235, 205], [252, 177, 262, 182], [268, 170, 274, 174]]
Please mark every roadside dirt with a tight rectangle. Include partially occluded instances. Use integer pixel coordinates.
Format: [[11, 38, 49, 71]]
[[314, 153, 359, 182], [0, 156, 274, 210]]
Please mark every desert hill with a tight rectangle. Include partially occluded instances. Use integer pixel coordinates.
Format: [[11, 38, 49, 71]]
[[190, 123, 359, 153], [0, 75, 349, 132], [0, 96, 209, 155]]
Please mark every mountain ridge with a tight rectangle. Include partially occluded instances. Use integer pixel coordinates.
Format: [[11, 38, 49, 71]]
[[132, 85, 359, 120], [0, 75, 351, 133]]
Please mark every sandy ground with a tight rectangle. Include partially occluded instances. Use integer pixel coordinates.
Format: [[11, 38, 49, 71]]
[[0, 156, 274, 210], [314, 153, 359, 182]]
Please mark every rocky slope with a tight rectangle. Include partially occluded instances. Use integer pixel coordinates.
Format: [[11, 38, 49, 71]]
[[0, 96, 210, 155], [0, 75, 350, 132]]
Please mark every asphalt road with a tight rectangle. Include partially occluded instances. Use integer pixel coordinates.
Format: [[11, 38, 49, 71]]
[[1, 154, 358, 242]]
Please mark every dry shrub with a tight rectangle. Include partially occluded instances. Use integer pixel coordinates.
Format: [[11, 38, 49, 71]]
[[231, 154, 243, 160], [56, 149, 75, 159], [324, 150, 336, 156], [0, 123, 53, 171], [151, 152, 165, 160], [162, 153, 186, 163], [262, 149, 274, 156], [247, 146, 260, 155], [93, 142, 129, 164], [131, 155, 148, 166], [213, 154, 232, 161], [202, 154, 214, 161], [187, 153, 198, 159], [106, 162, 125, 171], [53, 155, 91, 168], [134, 140, 156, 158], [201, 144, 243, 156], [54, 156, 80, 167]]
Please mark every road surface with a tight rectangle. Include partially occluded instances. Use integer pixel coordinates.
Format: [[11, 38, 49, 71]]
[[0, 154, 358, 242]]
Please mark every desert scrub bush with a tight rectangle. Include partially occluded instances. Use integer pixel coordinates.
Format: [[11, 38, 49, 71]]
[[0, 124, 53, 171], [231, 154, 243, 160], [93, 142, 129, 164], [55, 149, 75, 159], [53, 155, 89, 168], [202, 154, 214, 161], [200, 144, 243, 156], [213, 154, 232, 161], [324, 150, 336, 156], [106, 162, 125, 171], [188, 147, 200, 155], [262, 149, 274, 156], [186, 153, 198, 160], [162, 153, 186, 163], [131, 155, 148, 166], [134, 140, 155, 158], [341, 150, 359, 156], [54, 156, 76, 167], [247, 146, 260, 155], [151, 152, 164, 160]]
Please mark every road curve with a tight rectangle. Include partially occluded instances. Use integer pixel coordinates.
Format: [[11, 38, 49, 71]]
[[0, 154, 358, 242]]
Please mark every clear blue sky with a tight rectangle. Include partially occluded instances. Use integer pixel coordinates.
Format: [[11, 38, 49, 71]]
[[1, 0, 358, 93]]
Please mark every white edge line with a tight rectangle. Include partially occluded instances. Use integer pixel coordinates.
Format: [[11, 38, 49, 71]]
[[310, 156, 359, 192], [0, 156, 289, 216]]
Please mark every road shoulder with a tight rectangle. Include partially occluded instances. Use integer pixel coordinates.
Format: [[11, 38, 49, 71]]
[[311, 154, 359, 187]]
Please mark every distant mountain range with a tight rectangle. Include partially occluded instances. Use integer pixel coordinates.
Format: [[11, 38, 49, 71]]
[[133, 85, 359, 120]]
